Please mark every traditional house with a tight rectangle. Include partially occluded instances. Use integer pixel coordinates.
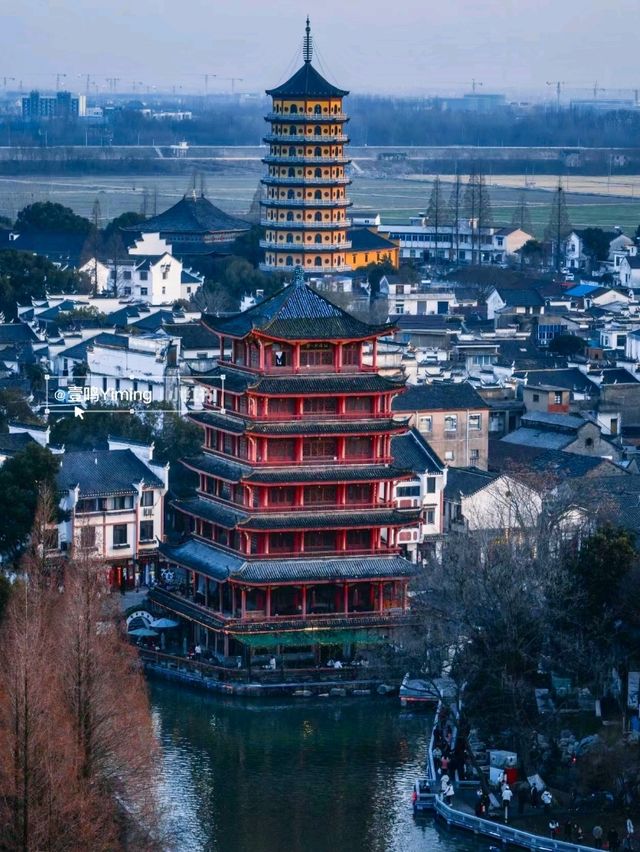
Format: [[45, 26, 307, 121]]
[[55, 438, 168, 590], [154, 268, 421, 663], [392, 381, 490, 469]]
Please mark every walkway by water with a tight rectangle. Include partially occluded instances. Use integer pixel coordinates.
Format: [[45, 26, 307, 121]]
[[149, 682, 498, 852]]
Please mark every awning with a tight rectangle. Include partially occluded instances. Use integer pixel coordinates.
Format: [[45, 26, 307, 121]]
[[235, 628, 392, 649]]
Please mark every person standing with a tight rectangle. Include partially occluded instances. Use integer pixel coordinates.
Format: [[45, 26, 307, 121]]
[[541, 788, 552, 812], [444, 781, 454, 806], [501, 784, 513, 824], [530, 785, 540, 809], [593, 824, 603, 849], [627, 816, 635, 843], [608, 827, 621, 852], [517, 783, 528, 815]]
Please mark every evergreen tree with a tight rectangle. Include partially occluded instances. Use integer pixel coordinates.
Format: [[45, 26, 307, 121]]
[[544, 181, 573, 271], [426, 176, 448, 265], [511, 190, 533, 234]]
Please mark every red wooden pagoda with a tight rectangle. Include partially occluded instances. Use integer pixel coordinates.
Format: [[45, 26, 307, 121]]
[[154, 268, 420, 661]]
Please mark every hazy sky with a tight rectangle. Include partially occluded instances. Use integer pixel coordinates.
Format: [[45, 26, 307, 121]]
[[1, 0, 635, 97]]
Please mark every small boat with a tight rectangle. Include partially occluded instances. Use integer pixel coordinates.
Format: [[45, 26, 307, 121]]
[[399, 674, 440, 705], [412, 778, 436, 812]]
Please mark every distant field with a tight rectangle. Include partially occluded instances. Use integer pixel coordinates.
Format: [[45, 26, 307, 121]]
[[1, 171, 639, 239]]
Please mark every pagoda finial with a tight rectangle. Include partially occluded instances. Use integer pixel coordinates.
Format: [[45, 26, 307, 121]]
[[303, 16, 313, 64], [293, 265, 305, 287]]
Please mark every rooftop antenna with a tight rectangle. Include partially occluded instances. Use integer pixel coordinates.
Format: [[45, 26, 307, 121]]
[[303, 16, 313, 64]]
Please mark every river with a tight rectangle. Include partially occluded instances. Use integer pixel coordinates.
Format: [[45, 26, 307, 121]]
[[150, 681, 495, 852]]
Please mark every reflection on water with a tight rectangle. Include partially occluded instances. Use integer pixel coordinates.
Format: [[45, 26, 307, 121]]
[[150, 681, 494, 852]]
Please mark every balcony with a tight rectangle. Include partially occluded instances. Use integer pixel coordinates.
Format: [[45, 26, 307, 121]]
[[265, 113, 348, 122], [261, 197, 351, 208], [260, 218, 351, 230], [260, 240, 351, 251], [261, 176, 351, 186], [259, 262, 353, 273], [263, 155, 351, 166], [264, 133, 349, 144]]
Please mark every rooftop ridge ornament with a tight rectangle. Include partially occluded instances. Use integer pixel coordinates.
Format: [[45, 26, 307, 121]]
[[303, 16, 313, 64], [292, 265, 305, 287]]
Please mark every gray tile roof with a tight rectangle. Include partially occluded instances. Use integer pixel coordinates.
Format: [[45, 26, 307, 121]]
[[196, 367, 403, 396], [160, 538, 415, 583], [445, 467, 499, 499], [57, 449, 164, 496], [203, 282, 393, 341], [163, 322, 218, 350], [124, 194, 249, 236], [391, 428, 444, 474], [173, 496, 419, 531], [266, 61, 348, 98], [500, 428, 573, 450], [392, 381, 489, 412]]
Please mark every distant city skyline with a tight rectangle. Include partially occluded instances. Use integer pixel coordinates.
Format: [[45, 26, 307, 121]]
[[1, 0, 636, 99]]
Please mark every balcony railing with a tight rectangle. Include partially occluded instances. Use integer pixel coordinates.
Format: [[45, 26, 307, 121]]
[[261, 176, 351, 186], [197, 494, 392, 514], [261, 198, 351, 208], [260, 219, 351, 230], [265, 113, 348, 122], [260, 240, 351, 251], [263, 156, 350, 166], [264, 133, 349, 144], [259, 262, 353, 273]]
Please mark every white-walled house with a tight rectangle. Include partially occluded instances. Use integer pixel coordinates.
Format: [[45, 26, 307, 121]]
[[56, 438, 168, 589], [392, 428, 447, 561], [79, 233, 204, 305], [444, 467, 541, 533]]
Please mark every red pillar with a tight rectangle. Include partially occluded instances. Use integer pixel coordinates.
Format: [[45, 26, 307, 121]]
[[266, 587, 272, 618], [378, 582, 384, 613], [241, 588, 247, 620], [301, 586, 307, 619], [343, 583, 349, 614]]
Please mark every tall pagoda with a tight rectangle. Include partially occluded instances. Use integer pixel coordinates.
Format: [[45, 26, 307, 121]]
[[154, 270, 420, 662], [260, 18, 352, 274]]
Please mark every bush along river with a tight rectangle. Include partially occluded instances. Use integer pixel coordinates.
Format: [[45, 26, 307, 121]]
[[150, 681, 500, 852]]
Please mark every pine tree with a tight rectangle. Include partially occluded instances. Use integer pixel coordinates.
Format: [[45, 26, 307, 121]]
[[544, 181, 572, 271], [464, 169, 493, 265], [511, 190, 533, 234], [426, 176, 448, 265]]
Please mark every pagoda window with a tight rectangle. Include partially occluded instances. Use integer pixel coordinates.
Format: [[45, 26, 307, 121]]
[[287, 189, 295, 199], [223, 434, 234, 455], [342, 344, 362, 368], [268, 439, 296, 462], [201, 521, 213, 540], [286, 256, 294, 266], [347, 483, 372, 504], [269, 487, 296, 506], [250, 534, 260, 555], [288, 146, 296, 156], [286, 211, 294, 221], [304, 485, 337, 506], [286, 234, 294, 243], [300, 343, 334, 367], [314, 212, 322, 222], [345, 396, 373, 414], [314, 125, 321, 135], [305, 530, 336, 552], [303, 437, 338, 460], [346, 529, 371, 551], [314, 234, 322, 244], [238, 437, 248, 459], [314, 105, 322, 114], [220, 482, 232, 501], [288, 167, 295, 177], [218, 528, 229, 547], [314, 190, 322, 199], [270, 532, 295, 554], [314, 146, 321, 156], [303, 397, 337, 415], [269, 343, 292, 368], [290, 105, 298, 114], [245, 588, 266, 613], [269, 398, 296, 416], [345, 436, 372, 459], [314, 257, 323, 267], [314, 168, 322, 178], [248, 345, 259, 370]]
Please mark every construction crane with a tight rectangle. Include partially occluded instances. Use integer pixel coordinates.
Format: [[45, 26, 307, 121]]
[[2, 77, 15, 88], [106, 77, 120, 92], [471, 79, 483, 93], [218, 76, 244, 94], [546, 80, 566, 109], [203, 74, 217, 95], [55, 73, 67, 90], [593, 81, 606, 99], [131, 81, 145, 93]]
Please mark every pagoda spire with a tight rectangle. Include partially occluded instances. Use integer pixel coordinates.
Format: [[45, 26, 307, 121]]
[[303, 16, 313, 64]]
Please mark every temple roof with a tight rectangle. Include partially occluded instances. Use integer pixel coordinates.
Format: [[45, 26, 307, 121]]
[[203, 279, 393, 341], [173, 497, 420, 531], [266, 62, 348, 99], [195, 366, 404, 396], [159, 538, 415, 583], [123, 194, 249, 236]]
